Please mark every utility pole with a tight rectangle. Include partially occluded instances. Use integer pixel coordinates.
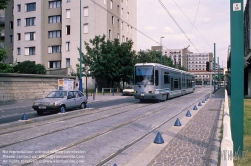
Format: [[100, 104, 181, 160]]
[[214, 43, 216, 92], [230, 0, 244, 154]]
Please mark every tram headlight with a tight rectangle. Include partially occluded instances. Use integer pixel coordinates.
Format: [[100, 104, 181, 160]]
[[134, 90, 137, 93]]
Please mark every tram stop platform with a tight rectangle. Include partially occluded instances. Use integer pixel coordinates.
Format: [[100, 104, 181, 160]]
[[126, 87, 225, 166]]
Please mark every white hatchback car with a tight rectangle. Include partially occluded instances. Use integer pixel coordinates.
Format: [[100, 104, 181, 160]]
[[32, 90, 88, 115], [122, 86, 134, 96]]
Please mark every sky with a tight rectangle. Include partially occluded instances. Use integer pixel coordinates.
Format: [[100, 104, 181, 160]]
[[137, 0, 247, 68]]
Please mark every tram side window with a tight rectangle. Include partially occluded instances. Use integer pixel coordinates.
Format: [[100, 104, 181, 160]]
[[155, 70, 159, 86], [174, 79, 179, 89], [164, 72, 170, 84]]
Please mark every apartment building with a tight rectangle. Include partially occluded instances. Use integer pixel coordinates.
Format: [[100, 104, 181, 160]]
[[4, 0, 137, 71], [186, 52, 213, 71]]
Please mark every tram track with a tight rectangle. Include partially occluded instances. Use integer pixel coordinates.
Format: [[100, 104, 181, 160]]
[[17, 92, 208, 165]]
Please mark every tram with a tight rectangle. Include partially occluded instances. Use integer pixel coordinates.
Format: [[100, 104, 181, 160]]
[[133, 63, 195, 101]]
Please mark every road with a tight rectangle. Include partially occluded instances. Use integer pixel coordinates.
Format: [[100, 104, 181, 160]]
[[0, 97, 136, 125], [0, 87, 211, 166]]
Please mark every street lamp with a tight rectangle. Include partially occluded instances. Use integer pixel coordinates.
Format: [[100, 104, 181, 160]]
[[79, 0, 83, 92], [160, 36, 164, 64]]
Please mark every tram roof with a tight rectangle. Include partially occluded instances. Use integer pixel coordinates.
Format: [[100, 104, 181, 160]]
[[135, 63, 194, 76]]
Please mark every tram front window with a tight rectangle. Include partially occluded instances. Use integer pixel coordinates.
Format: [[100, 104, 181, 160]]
[[135, 66, 154, 85]]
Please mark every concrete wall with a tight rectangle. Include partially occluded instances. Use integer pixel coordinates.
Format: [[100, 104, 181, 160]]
[[0, 73, 76, 102]]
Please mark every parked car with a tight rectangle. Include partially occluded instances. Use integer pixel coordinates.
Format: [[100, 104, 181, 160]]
[[32, 90, 87, 115], [122, 86, 134, 96]]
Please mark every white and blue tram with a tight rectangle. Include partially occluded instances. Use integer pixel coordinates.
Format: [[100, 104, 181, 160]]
[[133, 63, 195, 101]]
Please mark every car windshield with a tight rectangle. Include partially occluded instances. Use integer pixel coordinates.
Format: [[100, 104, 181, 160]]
[[46, 91, 67, 98]]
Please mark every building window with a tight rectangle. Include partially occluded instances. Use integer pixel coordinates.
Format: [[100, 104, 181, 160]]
[[122, 35, 124, 42], [121, 8, 123, 17], [127, 25, 129, 32], [48, 45, 61, 53], [25, 32, 35, 40], [110, 0, 113, 9], [10, 21, 13, 29], [66, 58, 70, 68], [108, 29, 111, 39], [17, 47, 21, 55], [66, 42, 70, 51], [66, 25, 70, 35], [121, 22, 123, 30], [84, 23, 88, 33], [17, 33, 21, 40], [49, 15, 61, 23], [26, 17, 35, 26], [66, 9, 70, 18], [49, 1, 61, 9], [49, 30, 61, 38], [104, 0, 106, 5], [17, 19, 21, 26], [26, 3, 36, 12], [127, 12, 129, 20], [67, 0, 71, 2], [17, 4, 21, 12], [112, 16, 114, 25], [117, 5, 119, 13], [49, 61, 61, 68], [117, 33, 119, 39], [25, 47, 35, 55], [117, 19, 119, 28], [84, 7, 88, 16], [10, 35, 13, 43]]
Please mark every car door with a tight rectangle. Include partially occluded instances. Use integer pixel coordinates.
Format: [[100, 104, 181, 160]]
[[73, 91, 82, 107], [66, 91, 75, 108]]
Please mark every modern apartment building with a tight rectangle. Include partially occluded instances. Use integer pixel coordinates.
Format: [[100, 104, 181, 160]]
[[186, 52, 213, 71], [4, 0, 137, 71]]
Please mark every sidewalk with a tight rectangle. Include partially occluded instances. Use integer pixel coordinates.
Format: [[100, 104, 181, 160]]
[[147, 87, 224, 165]]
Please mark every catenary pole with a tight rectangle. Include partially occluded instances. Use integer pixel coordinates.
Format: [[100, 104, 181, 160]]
[[79, 0, 83, 92]]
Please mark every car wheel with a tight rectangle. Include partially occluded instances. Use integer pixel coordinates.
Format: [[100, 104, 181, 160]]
[[79, 102, 86, 109], [59, 106, 66, 113], [37, 110, 44, 115]]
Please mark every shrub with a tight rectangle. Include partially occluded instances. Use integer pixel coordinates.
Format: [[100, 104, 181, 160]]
[[13, 61, 46, 74]]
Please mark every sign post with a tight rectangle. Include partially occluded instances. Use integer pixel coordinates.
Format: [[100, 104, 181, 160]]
[[230, 0, 244, 154]]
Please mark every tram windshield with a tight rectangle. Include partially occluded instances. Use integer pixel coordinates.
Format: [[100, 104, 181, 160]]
[[135, 66, 154, 85]]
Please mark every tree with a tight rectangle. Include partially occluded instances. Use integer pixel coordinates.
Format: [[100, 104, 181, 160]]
[[78, 35, 136, 89], [0, 0, 11, 10], [136, 50, 174, 67], [117, 39, 136, 88], [0, 47, 8, 62]]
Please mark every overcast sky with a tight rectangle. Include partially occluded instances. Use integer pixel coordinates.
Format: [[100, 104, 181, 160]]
[[137, 0, 247, 68]]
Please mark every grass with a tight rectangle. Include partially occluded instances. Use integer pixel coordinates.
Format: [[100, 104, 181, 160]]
[[233, 99, 251, 165]]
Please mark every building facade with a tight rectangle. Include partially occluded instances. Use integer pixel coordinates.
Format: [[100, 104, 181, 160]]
[[4, 0, 137, 72]]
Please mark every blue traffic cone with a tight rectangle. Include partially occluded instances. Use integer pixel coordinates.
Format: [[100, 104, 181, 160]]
[[61, 107, 66, 113], [193, 105, 198, 110], [198, 102, 202, 106], [21, 113, 28, 120], [186, 110, 192, 117], [174, 118, 182, 126], [153, 132, 164, 144], [202, 99, 205, 103], [114, 164, 117, 166]]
